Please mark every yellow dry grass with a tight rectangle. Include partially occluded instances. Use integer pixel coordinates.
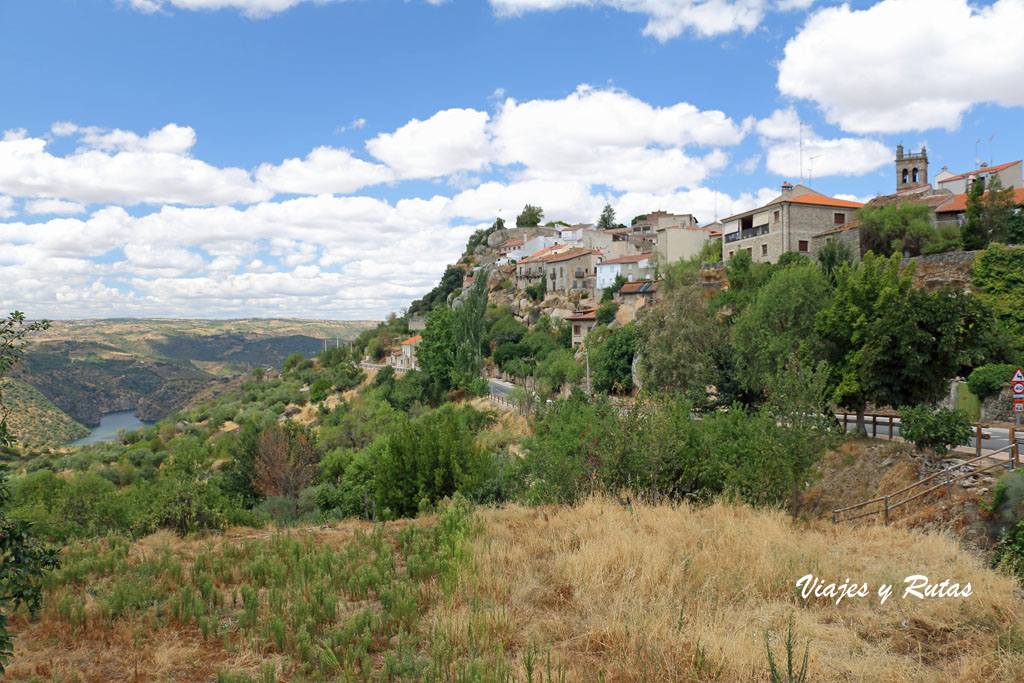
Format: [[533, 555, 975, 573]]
[[430, 498, 1024, 682]]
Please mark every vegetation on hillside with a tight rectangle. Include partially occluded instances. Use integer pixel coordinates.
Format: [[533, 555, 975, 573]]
[[0, 378, 89, 446]]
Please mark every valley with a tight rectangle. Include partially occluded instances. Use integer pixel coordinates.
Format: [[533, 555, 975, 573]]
[[5, 318, 373, 445]]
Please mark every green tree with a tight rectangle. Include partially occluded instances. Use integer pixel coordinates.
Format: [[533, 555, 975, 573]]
[[451, 268, 490, 388], [961, 179, 987, 250], [963, 175, 1017, 249], [816, 253, 990, 432], [817, 239, 854, 285], [899, 405, 972, 456], [417, 306, 456, 390], [858, 201, 936, 257], [592, 324, 637, 394], [597, 203, 616, 231], [595, 301, 619, 326], [636, 267, 722, 400], [252, 367, 265, 383], [972, 244, 1024, 340], [516, 204, 544, 227], [0, 311, 59, 674], [732, 263, 830, 395]]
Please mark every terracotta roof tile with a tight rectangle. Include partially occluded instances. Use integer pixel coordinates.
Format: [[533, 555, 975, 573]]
[[779, 195, 864, 209], [940, 160, 1021, 183], [402, 335, 422, 345], [936, 187, 1024, 213], [599, 254, 651, 265]]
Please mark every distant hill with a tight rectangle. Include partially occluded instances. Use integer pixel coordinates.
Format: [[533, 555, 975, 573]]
[[0, 378, 89, 446], [8, 318, 374, 436]]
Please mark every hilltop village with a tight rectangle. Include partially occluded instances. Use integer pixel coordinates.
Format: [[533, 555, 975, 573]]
[[385, 146, 1024, 373]]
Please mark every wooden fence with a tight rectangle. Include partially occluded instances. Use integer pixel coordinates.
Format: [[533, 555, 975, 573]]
[[836, 412, 1004, 459], [488, 392, 530, 416], [832, 442, 1018, 525]]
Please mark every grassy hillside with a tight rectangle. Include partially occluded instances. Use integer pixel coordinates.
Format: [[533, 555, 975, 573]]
[[0, 378, 89, 447], [8, 498, 1023, 681]]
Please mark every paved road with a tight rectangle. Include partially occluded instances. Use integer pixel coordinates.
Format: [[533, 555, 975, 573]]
[[837, 415, 1018, 453], [487, 378, 515, 398]]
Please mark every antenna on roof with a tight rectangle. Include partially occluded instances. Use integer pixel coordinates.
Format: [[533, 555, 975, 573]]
[[808, 154, 822, 188]]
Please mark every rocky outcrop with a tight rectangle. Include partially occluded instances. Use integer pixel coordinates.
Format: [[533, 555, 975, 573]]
[[900, 250, 979, 291]]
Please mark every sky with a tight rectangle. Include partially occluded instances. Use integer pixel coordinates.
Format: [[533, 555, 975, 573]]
[[1, 0, 1022, 320]]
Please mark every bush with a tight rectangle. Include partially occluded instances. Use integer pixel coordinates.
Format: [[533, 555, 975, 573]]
[[466, 377, 490, 397], [899, 405, 973, 456], [968, 363, 1017, 399], [595, 302, 619, 326]]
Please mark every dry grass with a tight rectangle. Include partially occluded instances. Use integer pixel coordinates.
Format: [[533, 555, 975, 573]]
[[430, 498, 1024, 682], [8, 499, 1024, 682]]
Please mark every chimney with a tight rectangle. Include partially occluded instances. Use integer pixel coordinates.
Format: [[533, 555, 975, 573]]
[[780, 181, 794, 199]]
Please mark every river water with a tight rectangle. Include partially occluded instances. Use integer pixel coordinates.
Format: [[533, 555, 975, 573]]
[[68, 410, 155, 447]]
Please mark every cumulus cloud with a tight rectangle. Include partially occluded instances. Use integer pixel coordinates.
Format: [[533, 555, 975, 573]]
[[778, 0, 1024, 133], [0, 126, 268, 206], [490, 86, 742, 192], [490, 0, 769, 40], [366, 109, 493, 180], [24, 199, 86, 215], [0, 196, 14, 219], [756, 108, 890, 179], [255, 147, 394, 195]]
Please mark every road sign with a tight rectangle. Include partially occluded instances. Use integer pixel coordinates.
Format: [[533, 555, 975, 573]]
[[1016, 400, 1024, 413], [1014, 368, 1024, 383], [1015, 382, 1024, 396]]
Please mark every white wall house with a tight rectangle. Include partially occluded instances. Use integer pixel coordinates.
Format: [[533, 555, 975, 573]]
[[596, 254, 654, 289]]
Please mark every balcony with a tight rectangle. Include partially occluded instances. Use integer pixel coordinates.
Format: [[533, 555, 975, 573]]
[[724, 223, 769, 244]]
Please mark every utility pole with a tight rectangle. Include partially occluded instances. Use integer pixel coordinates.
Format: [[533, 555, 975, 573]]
[[584, 347, 591, 396]]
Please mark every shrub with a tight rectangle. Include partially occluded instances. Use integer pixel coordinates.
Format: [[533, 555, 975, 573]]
[[899, 405, 973, 456], [968, 363, 1017, 399], [595, 302, 619, 326]]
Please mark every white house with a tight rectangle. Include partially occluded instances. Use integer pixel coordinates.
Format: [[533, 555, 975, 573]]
[[595, 253, 655, 289]]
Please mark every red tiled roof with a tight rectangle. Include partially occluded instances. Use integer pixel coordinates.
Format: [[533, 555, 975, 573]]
[[778, 194, 865, 209], [402, 335, 422, 345], [520, 245, 567, 263], [618, 280, 660, 295], [599, 254, 651, 265], [936, 187, 1024, 213], [543, 248, 602, 264], [605, 228, 632, 235], [567, 306, 599, 321], [502, 238, 524, 248], [813, 219, 860, 238], [940, 160, 1021, 183]]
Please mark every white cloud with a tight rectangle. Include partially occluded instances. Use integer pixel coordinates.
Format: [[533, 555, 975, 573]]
[[255, 147, 394, 195], [778, 0, 1024, 133], [366, 108, 493, 179], [490, 0, 769, 40], [0, 196, 14, 219], [756, 108, 890, 179], [0, 127, 268, 206], [490, 86, 742, 192], [25, 199, 86, 215], [737, 154, 761, 174]]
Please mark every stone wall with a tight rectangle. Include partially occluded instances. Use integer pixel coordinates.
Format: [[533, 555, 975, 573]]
[[981, 384, 1017, 424], [900, 250, 979, 291]]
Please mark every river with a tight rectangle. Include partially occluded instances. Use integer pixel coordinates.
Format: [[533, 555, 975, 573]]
[[68, 410, 155, 447]]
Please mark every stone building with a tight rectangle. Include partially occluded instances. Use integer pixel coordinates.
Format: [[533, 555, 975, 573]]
[[895, 145, 928, 191], [720, 183, 863, 264]]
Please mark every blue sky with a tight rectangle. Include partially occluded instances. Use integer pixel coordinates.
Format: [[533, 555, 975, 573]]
[[1, 0, 1022, 319]]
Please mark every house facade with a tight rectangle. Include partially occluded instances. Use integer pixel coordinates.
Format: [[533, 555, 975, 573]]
[[655, 225, 718, 265], [515, 244, 573, 290], [720, 183, 863, 263], [936, 160, 1022, 195], [596, 253, 655, 289], [543, 248, 602, 294], [567, 307, 598, 347]]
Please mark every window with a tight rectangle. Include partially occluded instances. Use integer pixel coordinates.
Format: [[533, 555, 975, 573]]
[[902, 169, 909, 184], [761, 244, 768, 256], [729, 250, 734, 258], [912, 168, 919, 183], [798, 240, 809, 252], [834, 212, 845, 224], [572, 281, 578, 289], [573, 325, 580, 335], [773, 210, 780, 222]]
